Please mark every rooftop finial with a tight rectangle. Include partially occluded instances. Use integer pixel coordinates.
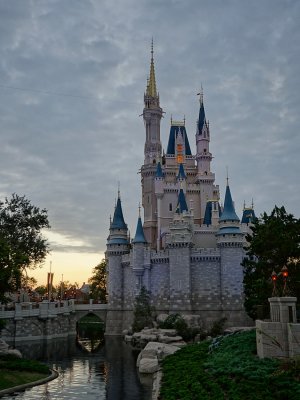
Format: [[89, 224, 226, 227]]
[[138, 202, 141, 217], [251, 198, 254, 209], [183, 115, 186, 125], [118, 181, 120, 199], [151, 37, 154, 61], [197, 84, 204, 104], [243, 200, 246, 210], [146, 38, 157, 97], [226, 166, 229, 186]]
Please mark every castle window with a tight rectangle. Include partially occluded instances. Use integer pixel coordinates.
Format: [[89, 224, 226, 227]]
[[148, 196, 150, 204], [204, 148, 206, 153], [153, 159, 156, 165], [169, 203, 172, 211]]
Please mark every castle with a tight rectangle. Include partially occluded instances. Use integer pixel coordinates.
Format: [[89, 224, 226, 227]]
[[105, 46, 255, 335]]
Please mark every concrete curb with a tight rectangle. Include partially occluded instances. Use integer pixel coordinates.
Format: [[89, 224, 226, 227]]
[[0, 368, 59, 397]]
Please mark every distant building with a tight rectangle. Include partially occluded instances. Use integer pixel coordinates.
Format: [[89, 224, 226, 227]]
[[105, 45, 255, 334]]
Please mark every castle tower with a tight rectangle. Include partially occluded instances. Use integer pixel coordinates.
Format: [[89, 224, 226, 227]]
[[132, 209, 150, 294], [216, 180, 247, 325], [195, 90, 219, 220], [166, 189, 193, 312], [105, 191, 130, 335], [141, 41, 163, 247]]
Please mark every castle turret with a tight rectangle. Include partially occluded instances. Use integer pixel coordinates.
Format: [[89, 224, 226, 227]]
[[216, 181, 249, 325], [105, 191, 130, 335], [155, 162, 164, 251], [141, 41, 163, 248], [132, 210, 149, 294], [166, 189, 193, 312], [195, 90, 219, 221]]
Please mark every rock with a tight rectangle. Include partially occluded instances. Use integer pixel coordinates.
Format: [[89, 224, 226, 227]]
[[158, 334, 183, 343], [0, 339, 9, 352], [158, 329, 177, 337], [124, 335, 133, 342], [7, 349, 22, 358], [0, 339, 22, 358], [139, 357, 159, 374], [156, 314, 169, 324], [137, 341, 181, 374]]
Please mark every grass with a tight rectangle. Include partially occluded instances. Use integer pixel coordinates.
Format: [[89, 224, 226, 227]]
[[0, 355, 50, 391], [160, 330, 300, 400]]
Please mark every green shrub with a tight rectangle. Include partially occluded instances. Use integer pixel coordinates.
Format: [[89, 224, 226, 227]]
[[0, 355, 49, 374], [132, 286, 155, 332], [160, 330, 300, 400], [158, 313, 200, 342]]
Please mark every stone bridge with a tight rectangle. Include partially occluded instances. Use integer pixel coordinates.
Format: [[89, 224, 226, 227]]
[[0, 300, 108, 343]]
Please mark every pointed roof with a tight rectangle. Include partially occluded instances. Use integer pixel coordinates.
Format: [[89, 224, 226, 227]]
[[219, 184, 240, 222], [177, 163, 186, 180], [132, 216, 147, 244], [166, 125, 192, 155], [155, 161, 164, 178], [146, 40, 157, 98], [176, 189, 188, 214], [241, 208, 256, 224], [198, 95, 206, 134], [111, 196, 127, 230]]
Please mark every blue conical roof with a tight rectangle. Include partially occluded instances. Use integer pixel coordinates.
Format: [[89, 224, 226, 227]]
[[198, 101, 206, 133], [176, 189, 188, 214], [132, 216, 147, 244], [177, 163, 186, 180], [219, 185, 239, 222], [111, 197, 127, 229], [241, 208, 256, 224], [155, 162, 163, 178], [166, 125, 192, 155]]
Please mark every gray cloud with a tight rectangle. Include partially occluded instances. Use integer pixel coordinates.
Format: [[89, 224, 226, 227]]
[[0, 0, 299, 255]]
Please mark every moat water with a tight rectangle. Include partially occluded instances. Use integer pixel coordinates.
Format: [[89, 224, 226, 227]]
[[2, 335, 152, 400]]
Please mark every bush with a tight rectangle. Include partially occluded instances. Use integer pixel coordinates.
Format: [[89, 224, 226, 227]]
[[160, 331, 300, 400], [132, 286, 155, 332], [158, 313, 200, 342]]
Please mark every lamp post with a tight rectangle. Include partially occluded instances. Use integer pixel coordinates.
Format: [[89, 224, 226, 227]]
[[271, 270, 278, 297], [281, 265, 288, 296]]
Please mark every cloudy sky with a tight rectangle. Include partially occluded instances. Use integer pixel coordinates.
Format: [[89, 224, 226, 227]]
[[1, 0, 299, 286]]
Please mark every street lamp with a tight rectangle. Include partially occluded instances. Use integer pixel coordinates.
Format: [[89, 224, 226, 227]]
[[281, 265, 288, 296], [271, 270, 278, 297]]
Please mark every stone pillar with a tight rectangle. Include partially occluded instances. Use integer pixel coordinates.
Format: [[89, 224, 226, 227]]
[[269, 297, 297, 323]]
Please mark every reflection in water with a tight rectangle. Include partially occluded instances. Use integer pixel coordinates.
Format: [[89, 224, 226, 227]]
[[2, 336, 152, 400]]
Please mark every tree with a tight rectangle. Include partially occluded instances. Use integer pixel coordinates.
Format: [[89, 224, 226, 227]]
[[132, 286, 155, 332], [88, 259, 107, 303], [0, 194, 50, 301], [243, 206, 300, 320]]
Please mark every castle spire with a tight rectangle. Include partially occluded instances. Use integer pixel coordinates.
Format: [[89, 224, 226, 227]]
[[197, 86, 207, 134], [111, 192, 127, 230], [219, 182, 239, 222], [176, 188, 188, 214], [132, 211, 147, 244], [146, 38, 157, 98]]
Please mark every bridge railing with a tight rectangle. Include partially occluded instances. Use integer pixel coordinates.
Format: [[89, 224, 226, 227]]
[[0, 300, 76, 320]]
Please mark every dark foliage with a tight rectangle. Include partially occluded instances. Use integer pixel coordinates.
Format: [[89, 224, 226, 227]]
[[132, 286, 154, 332], [160, 331, 300, 400], [242, 206, 300, 319], [88, 259, 107, 302], [0, 194, 50, 301]]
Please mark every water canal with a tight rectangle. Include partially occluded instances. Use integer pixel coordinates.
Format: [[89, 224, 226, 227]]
[[3, 331, 152, 399]]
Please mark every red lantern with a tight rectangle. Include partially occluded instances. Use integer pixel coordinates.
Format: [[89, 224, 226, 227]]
[[281, 266, 288, 278], [271, 271, 277, 281]]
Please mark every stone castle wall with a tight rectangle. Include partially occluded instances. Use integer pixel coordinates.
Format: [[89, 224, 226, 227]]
[[105, 245, 251, 334]]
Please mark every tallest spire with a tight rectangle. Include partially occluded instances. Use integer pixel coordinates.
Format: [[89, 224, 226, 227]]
[[146, 39, 157, 98]]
